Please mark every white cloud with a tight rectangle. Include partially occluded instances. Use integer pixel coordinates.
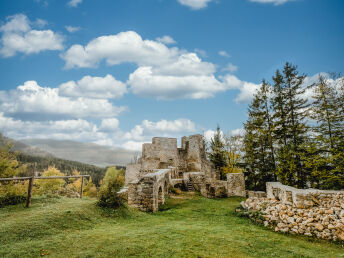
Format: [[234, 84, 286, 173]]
[[61, 30, 263, 101], [0, 113, 103, 142], [59, 74, 127, 99], [122, 141, 146, 152], [249, 0, 293, 5], [128, 66, 225, 100], [0, 80, 126, 120], [156, 35, 176, 45], [61, 31, 181, 69], [218, 50, 230, 57], [67, 0, 83, 7], [99, 118, 119, 132], [177, 0, 212, 10], [0, 14, 64, 57], [65, 25, 80, 33], [152, 53, 215, 76], [221, 74, 260, 103], [222, 63, 238, 73], [124, 119, 196, 141], [0, 14, 30, 33]]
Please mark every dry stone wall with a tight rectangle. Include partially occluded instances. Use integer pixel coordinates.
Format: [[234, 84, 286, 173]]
[[241, 183, 344, 241]]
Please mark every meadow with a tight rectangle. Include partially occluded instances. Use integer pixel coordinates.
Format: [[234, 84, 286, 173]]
[[0, 193, 343, 258]]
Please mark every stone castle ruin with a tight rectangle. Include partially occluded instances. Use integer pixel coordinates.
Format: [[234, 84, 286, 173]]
[[124, 134, 245, 212]]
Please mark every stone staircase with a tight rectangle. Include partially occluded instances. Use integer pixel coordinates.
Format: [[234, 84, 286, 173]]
[[187, 181, 194, 191]]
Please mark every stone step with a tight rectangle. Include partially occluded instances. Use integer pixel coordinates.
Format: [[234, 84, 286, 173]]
[[187, 182, 194, 191]]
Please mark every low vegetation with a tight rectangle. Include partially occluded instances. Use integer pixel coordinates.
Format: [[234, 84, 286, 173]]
[[1, 193, 343, 257]]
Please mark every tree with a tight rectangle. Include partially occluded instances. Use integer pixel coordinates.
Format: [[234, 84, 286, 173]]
[[223, 134, 243, 174], [243, 80, 276, 190], [307, 74, 344, 189], [97, 167, 125, 208], [271, 62, 309, 188], [36, 166, 65, 194], [208, 125, 227, 179], [0, 134, 27, 206]]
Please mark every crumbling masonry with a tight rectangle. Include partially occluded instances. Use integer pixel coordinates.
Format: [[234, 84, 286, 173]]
[[124, 134, 245, 212]]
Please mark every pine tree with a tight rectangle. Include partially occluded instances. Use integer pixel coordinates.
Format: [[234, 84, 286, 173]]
[[242, 81, 276, 190], [208, 125, 227, 179], [271, 62, 309, 188]]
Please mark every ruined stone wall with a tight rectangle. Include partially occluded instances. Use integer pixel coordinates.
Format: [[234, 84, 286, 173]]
[[141, 137, 178, 171], [227, 173, 246, 197], [127, 169, 171, 212], [181, 135, 204, 172], [240, 182, 344, 241], [266, 182, 344, 209], [125, 164, 141, 184]]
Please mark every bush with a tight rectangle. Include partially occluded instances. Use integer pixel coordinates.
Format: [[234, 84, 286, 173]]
[[84, 178, 98, 198], [97, 167, 125, 208], [35, 166, 65, 195], [0, 193, 26, 208]]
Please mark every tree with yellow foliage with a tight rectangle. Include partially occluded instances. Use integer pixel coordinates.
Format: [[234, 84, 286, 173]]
[[97, 167, 125, 208], [36, 166, 65, 195]]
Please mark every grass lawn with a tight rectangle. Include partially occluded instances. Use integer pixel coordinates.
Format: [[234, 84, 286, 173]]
[[0, 193, 343, 258]]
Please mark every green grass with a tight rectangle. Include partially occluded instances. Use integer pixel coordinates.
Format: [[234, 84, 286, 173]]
[[0, 193, 343, 258]]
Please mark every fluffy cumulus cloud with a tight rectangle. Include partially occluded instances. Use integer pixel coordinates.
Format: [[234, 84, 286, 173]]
[[128, 66, 225, 100], [249, 0, 293, 5], [61, 31, 230, 100], [99, 118, 119, 132], [177, 0, 212, 10], [221, 74, 261, 103], [121, 118, 197, 151], [124, 119, 196, 142], [59, 74, 127, 99], [61, 31, 180, 69], [0, 80, 126, 120], [0, 113, 103, 142], [61, 30, 264, 101], [0, 14, 64, 57]]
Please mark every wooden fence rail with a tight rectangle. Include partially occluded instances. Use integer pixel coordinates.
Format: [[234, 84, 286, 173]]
[[0, 175, 90, 208]]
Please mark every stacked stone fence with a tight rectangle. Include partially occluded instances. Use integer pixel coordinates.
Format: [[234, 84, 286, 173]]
[[241, 182, 344, 241]]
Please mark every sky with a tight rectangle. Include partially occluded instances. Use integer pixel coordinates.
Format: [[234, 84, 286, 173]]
[[0, 0, 343, 151]]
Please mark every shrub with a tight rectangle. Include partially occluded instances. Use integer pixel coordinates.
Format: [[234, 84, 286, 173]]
[[84, 178, 98, 198], [97, 167, 125, 208], [35, 166, 65, 195], [0, 193, 26, 208]]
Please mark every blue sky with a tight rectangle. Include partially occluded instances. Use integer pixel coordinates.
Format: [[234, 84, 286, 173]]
[[0, 0, 343, 151]]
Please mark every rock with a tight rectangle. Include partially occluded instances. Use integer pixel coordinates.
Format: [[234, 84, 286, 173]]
[[337, 231, 344, 241], [325, 209, 334, 215], [315, 223, 324, 231]]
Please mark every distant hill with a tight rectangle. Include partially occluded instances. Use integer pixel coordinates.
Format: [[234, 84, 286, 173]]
[[11, 138, 53, 158], [18, 138, 139, 167], [16, 153, 117, 186]]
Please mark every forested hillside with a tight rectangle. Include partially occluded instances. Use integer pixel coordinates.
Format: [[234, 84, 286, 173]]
[[16, 153, 124, 186]]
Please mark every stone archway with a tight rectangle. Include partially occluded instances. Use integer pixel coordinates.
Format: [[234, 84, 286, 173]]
[[158, 186, 164, 205], [164, 180, 168, 194]]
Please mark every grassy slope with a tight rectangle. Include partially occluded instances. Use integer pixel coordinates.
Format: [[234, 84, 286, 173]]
[[0, 194, 343, 258]]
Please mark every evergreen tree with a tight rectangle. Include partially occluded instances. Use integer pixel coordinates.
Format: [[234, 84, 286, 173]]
[[271, 62, 309, 188], [208, 125, 227, 179], [242, 80, 276, 190]]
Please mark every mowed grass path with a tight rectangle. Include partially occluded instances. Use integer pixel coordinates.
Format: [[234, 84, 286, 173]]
[[0, 193, 343, 258]]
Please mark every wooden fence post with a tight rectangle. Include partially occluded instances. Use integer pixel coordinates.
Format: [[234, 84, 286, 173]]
[[26, 176, 34, 208], [80, 176, 84, 198]]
